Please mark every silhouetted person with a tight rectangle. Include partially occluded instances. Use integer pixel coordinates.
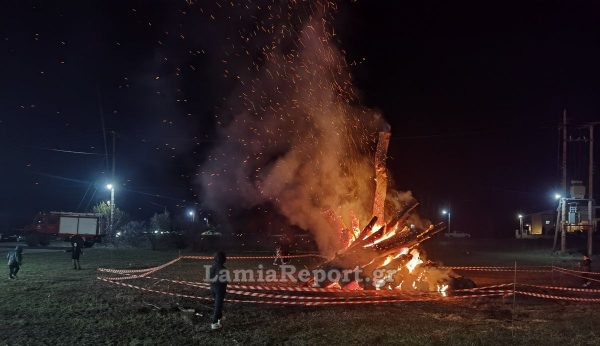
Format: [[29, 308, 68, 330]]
[[7, 246, 23, 279], [69, 235, 84, 270], [273, 244, 284, 265], [209, 251, 228, 330], [581, 255, 592, 287]]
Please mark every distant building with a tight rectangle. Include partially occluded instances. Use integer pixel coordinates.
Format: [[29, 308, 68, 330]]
[[516, 207, 599, 239], [516, 210, 555, 239]]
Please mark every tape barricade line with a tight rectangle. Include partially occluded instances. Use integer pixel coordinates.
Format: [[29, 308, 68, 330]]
[[516, 290, 600, 302], [98, 277, 508, 305], [553, 266, 600, 276], [552, 267, 600, 283], [520, 283, 600, 294]]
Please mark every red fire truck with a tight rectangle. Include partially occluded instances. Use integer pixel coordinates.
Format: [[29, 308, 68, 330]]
[[23, 212, 105, 247]]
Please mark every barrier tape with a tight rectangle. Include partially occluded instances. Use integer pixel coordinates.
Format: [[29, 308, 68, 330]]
[[515, 290, 600, 303], [520, 283, 600, 294], [552, 266, 600, 276], [139, 276, 514, 300], [442, 266, 552, 273], [98, 277, 509, 305], [97, 257, 181, 274], [552, 267, 600, 284], [181, 254, 325, 260], [98, 273, 514, 302], [97, 254, 323, 275]]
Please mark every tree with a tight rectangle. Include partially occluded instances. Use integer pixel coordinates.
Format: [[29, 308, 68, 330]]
[[93, 201, 128, 241], [148, 211, 172, 250], [118, 220, 148, 246], [150, 211, 172, 233]]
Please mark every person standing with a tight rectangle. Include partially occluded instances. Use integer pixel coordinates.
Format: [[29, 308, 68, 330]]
[[273, 244, 284, 265], [70, 235, 84, 270], [580, 254, 592, 287], [209, 251, 228, 330], [6, 246, 23, 279]]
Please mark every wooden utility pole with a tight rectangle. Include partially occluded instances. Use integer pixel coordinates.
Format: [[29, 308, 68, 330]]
[[554, 110, 568, 252], [588, 124, 596, 257], [560, 110, 568, 252], [109, 131, 116, 236], [562, 110, 568, 195], [112, 130, 116, 180]]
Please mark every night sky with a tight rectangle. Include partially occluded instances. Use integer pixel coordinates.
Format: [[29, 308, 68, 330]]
[[1, 1, 598, 236]]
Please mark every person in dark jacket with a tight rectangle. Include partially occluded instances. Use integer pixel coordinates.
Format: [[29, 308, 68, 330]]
[[7, 245, 23, 279], [69, 235, 84, 270], [209, 251, 228, 330], [580, 255, 592, 287]]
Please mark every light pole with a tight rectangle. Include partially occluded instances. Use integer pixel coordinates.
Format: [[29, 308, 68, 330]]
[[106, 184, 115, 235], [518, 214, 524, 237], [188, 210, 195, 223], [442, 209, 451, 233]]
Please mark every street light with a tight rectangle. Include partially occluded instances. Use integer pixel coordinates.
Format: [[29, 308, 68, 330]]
[[518, 214, 524, 236], [187, 210, 195, 223], [441, 209, 451, 233], [554, 193, 562, 200], [106, 183, 115, 236]]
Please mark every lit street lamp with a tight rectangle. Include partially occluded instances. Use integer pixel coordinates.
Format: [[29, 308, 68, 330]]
[[106, 184, 115, 235], [518, 214, 524, 236], [188, 210, 195, 223], [442, 209, 451, 233]]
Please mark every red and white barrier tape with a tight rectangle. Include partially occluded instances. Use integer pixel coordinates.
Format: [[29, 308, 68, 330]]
[[520, 283, 600, 294], [515, 290, 600, 302], [442, 266, 552, 273], [181, 254, 325, 260], [552, 267, 600, 284], [552, 266, 600, 276], [97, 257, 182, 274], [98, 277, 508, 305]]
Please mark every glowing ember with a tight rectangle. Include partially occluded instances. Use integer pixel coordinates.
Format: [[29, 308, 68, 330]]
[[437, 284, 449, 297], [406, 249, 423, 273]]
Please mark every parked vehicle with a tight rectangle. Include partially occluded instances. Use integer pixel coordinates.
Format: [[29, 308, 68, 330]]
[[23, 212, 105, 247], [444, 231, 471, 239]]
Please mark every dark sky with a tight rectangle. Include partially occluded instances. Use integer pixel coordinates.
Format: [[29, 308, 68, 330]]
[[1, 1, 598, 236]]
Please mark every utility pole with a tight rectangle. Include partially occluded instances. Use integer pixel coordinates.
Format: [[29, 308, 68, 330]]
[[562, 109, 568, 196], [554, 110, 568, 252], [109, 131, 116, 236], [588, 124, 596, 257], [560, 110, 568, 252], [561, 198, 567, 251], [112, 131, 116, 180]]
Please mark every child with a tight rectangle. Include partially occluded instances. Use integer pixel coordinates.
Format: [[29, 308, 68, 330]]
[[7, 246, 23, 279], [209, 251, 228, 330]]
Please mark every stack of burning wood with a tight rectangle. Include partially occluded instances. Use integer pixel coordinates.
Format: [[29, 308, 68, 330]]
[[312, 132, 473, 293], [316, 200, 447, 290]]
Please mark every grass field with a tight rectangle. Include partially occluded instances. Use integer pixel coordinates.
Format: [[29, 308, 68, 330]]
[[1, 242, 600, 346]]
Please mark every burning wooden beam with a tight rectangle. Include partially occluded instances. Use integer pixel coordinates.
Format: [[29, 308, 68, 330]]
[[385, 200, 419, 232], [372, 132, 391, 225]]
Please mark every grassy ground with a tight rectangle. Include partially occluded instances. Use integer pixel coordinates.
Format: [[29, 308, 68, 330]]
[[1, 245, 600, 345]]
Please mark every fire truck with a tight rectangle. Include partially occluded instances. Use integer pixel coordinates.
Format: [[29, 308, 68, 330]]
[[23, 212, 105, 247]]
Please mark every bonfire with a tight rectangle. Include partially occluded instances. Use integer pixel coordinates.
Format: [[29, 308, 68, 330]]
[[317, 131, 460, 294]]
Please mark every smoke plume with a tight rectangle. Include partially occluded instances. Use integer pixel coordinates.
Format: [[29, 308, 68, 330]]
[[199, 2, 414, 255]]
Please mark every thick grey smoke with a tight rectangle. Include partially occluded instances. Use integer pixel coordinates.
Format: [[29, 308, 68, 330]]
[[199, 4, 412, 255]]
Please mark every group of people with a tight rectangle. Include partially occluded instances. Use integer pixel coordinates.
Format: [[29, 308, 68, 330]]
[[6, 235, 84, 279]]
